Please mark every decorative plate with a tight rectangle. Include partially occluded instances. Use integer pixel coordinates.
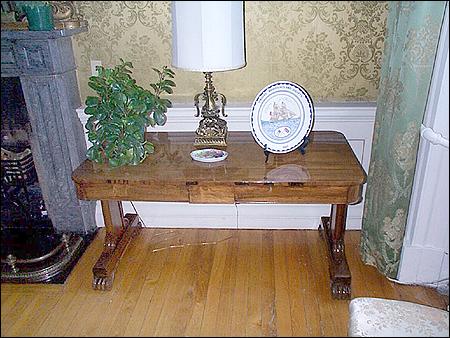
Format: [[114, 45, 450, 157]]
[[190, 148, 228, 163], [250, 81, 314, 153]]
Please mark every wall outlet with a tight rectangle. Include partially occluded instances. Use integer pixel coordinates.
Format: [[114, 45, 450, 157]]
[[90, 60, 102, 76]]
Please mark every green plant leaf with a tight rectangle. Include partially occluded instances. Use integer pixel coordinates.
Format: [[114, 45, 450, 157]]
[[88, 82, 103, 93], [147, 116, 155, 127], [153, 111, 167, 126], [111, 83, 122, 92], [108, 157, 120, 167], [135, 103, 147, 114], [112, 92, 127, 108], [160, 98, 172, 108], [97, 66, 104, 76], [88, 131, 98, 142], [85, 96, 99, 107], [86, 145, 104, 163], [161, 86, 173, 94], [86, 116, 96, 131], [152, 67, 162, 75], [131, 151, 141, 165], [150, 83, 159, 93], [144, 142, 155, 154], [86, 146, 96, 160], [84, 106, 98, 115], [163, 67, 175, 76], [163, 79, 176, 87]]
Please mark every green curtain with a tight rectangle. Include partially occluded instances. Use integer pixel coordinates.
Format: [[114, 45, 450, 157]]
[[360, 1, 447, 279]]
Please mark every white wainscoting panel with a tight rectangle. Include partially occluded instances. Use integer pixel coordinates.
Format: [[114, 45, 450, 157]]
[[77, 102, 376, 229]]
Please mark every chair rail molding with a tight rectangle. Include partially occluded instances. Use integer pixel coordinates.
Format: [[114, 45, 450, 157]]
[[77, 102, 376, 230]]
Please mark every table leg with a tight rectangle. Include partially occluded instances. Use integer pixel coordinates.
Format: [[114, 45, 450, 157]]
[[92, 200, 141, 290], [319, 204, 351, 299]]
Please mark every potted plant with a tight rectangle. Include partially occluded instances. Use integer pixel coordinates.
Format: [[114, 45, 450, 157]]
[[14, 1, 54, 31], [84, 59, 176, 168]]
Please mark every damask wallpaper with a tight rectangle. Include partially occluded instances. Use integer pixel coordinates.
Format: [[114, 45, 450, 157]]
[[72, 1, 388, 103]]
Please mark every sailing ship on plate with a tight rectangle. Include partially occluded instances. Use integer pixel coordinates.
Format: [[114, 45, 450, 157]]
[[261, 99, 303, 140]]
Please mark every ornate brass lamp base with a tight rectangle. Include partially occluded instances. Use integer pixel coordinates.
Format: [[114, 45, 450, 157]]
[[194, 116, 228, 147], [193, 72, 228, 148], [194, 136, 227, 148]]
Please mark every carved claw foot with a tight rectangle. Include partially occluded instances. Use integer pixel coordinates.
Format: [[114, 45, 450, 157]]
[[92, 273, 114, 291], [331, 280, 351, 300]]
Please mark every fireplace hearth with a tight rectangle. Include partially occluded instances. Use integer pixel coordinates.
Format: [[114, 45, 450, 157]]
[[1, 28, 97, 283]]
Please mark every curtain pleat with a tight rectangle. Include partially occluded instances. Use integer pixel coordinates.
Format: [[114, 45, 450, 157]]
[[360, 1, 447, 279]]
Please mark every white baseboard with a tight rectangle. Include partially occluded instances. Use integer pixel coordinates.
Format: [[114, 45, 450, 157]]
[[398, 245, 449, 287], [78, 102, 376, 230]]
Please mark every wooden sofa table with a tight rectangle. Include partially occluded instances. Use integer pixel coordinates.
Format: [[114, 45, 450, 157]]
[[72, 131, 366, 299]]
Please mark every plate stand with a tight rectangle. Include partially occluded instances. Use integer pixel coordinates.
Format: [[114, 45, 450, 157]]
[[263, 136, 310, 163]]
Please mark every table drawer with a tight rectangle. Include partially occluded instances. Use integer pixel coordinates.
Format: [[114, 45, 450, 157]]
[[234, 183, 354, 204], [188, 183, 235, 204], [74, 181, 190, 202]]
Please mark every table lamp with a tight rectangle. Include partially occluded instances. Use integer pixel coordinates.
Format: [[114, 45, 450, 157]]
[[171, 1, 246, 147]]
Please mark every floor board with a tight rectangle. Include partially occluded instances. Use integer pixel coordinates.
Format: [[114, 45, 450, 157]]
[[1, 228, 448, 337]]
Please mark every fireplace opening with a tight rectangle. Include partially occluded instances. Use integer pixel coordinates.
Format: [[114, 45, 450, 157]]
[[1, 77, 94, 284]]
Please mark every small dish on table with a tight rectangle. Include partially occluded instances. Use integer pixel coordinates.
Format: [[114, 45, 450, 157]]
[[190, 148, 228, 163]]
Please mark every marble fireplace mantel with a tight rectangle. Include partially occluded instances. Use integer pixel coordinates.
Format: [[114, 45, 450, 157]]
[[1, 27, 96, 234]]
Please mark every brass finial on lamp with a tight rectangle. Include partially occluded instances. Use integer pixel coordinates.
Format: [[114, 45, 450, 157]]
[[171, 1, 246, 147]]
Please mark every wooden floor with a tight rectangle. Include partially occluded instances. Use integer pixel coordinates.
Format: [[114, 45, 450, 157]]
[[1, 228, 448, 337]]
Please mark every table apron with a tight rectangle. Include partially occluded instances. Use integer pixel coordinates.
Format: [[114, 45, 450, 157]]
[[74, 182, 363, 204]]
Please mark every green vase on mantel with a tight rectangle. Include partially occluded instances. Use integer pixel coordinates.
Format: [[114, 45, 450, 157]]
[[21, 2, 55, 31]]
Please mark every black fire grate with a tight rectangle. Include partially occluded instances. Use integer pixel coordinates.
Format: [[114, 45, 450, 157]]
[[1, 147, 37, 186]]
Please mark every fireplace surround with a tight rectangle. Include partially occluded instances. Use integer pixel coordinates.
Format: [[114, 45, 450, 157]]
[[1, 27, 96, 282]]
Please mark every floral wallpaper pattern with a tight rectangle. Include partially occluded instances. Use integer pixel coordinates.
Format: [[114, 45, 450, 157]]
[[360, 1, 447, 278], [72, 1, 388, 103]]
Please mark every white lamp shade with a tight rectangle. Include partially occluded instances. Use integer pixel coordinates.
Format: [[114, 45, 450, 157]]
[[172, 1, 246, 72]]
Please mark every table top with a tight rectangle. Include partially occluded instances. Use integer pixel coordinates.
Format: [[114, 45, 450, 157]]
[[72, 131, 366, 203], [72, 131, 366, 204], [73, 131, 365, 185]]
